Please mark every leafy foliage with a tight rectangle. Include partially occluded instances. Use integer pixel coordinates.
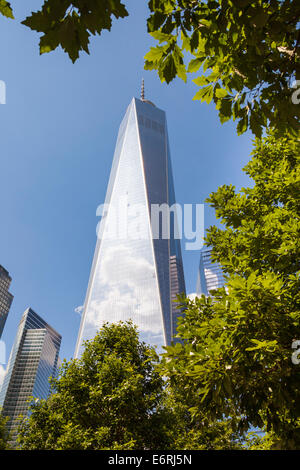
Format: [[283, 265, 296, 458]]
[[163, 372, 245, 449], [145, 0, 300, 137], [174, 419, 245, 450], [0, 411, 10, 450], [1, 1, 298, 136], [17, 321, 174, 450], [161, 132, 300, 449], [21, 0, 128, 63], [16, 320, 247, 450], [0, 0, 13, 19]]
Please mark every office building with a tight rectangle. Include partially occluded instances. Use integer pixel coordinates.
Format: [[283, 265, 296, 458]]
[[0, 308, 61, 441], [75, 93, 185, 356], [196, 247, 225, 296], [0, 265, 13, 338]]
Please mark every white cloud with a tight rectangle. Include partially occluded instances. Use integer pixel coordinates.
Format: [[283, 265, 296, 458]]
[[79, 240, 165, 347], [74, 305, 84, 315]]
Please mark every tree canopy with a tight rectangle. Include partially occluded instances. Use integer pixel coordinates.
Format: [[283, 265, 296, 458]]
[[1, 1, 299, 137], [145, 0, 300, 137], [17, 321, 247, 450], [17, 321, 175, 450], [161, 131, 300, 449], [0, 412, 10, 450]]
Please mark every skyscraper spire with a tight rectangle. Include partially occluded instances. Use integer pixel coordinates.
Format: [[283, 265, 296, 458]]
[[141, 78, 145, 101], [140, 79, 155, 106]]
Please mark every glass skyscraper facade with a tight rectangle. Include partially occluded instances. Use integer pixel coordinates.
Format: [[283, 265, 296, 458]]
[[0, 308, 61, 441], [196, 248, 225, 296], [75, 97, 185, 356], [0, 265, 13, 339]]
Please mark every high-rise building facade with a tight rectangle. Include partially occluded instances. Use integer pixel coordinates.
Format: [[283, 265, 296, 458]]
[[196, 248, 225, 296], [75, 96, 185, 356], [0, 265, 14, 339], [0, 308, 61, 440]]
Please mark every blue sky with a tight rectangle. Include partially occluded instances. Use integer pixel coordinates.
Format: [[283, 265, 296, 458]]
[[0, 0, 254, 367]]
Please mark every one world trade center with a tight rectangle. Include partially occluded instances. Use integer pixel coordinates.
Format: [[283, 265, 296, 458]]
[[75, 90, 185, 357]]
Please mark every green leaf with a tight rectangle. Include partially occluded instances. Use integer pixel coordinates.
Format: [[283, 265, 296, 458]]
[[217, 97, 233, 122], [249, 110, 263, 138], [193, 85, 214, 104], [236, 113, 248, 135], [173, 45, 186, 82], [150, 30, 172, 43], [144, 46, 167, 64], [215, 88, 228, 98], [188, 58, 204, 73], [193, 76, 210, 86], [0, 0, 13, 19], [160, 54, 177, 84], [147, 10, 165, 32], [181, 32, 191, 52], [39, 31, 60, 55]]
